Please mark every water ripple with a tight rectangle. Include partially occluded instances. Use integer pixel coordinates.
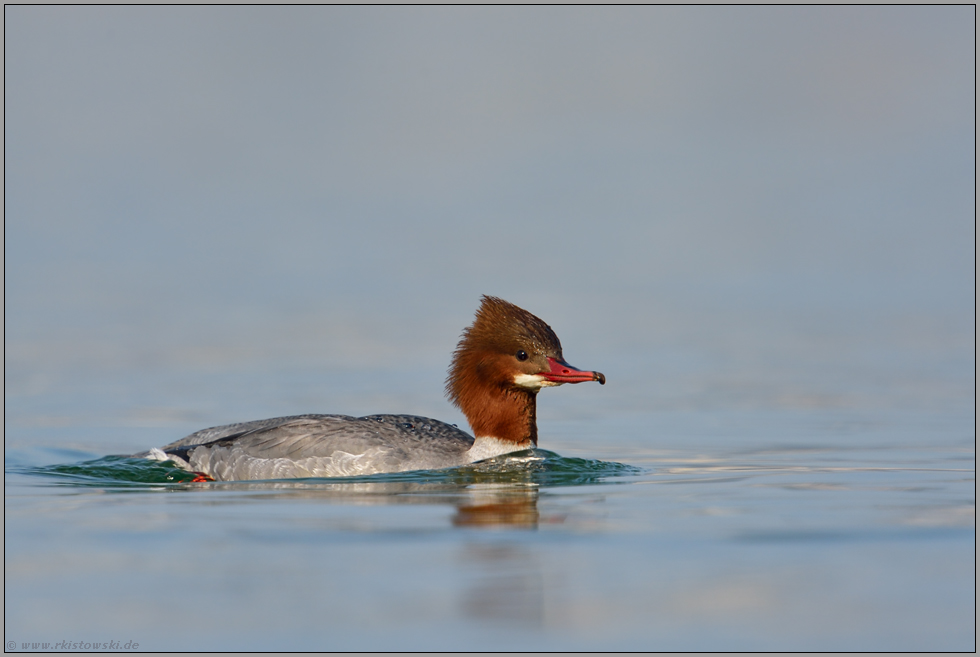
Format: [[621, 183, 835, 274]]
[[13, 449, 645, 491]]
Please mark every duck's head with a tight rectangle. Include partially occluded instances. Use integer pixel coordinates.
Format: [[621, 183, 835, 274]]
[[446, 296, 604, 444]]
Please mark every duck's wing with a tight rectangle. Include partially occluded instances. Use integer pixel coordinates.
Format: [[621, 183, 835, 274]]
[[157, 414, 347, 452]]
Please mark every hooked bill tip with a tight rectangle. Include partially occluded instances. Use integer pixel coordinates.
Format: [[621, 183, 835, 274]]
[[594, 372, 606, 385]]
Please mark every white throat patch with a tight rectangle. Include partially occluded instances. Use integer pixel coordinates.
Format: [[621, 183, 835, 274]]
[[512, 373, 561, 390]]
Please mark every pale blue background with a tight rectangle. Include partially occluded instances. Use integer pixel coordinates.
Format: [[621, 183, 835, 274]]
[[6, 7, 973, 423]]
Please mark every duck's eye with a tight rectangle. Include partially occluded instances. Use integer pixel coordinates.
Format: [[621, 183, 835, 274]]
[[516, 350, 528, 361]]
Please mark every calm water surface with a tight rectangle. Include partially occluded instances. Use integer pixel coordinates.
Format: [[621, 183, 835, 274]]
[[5, 375, 974, 651], [5, 6, 975, 652]]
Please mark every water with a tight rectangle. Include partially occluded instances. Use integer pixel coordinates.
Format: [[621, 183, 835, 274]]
[[4, 6, 974, 652], [4, 288, 975, 652], [5, 397, 974, 651]]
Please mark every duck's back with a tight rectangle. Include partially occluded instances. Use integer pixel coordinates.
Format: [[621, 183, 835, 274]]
[[153, 414, 475, 480]]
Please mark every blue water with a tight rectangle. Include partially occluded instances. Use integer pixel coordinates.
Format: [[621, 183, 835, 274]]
[[5, 397, 974, 651], [4, 6, 975, 652]]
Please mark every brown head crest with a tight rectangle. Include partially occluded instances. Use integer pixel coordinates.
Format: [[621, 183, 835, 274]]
[[446, 296, 563, 409]]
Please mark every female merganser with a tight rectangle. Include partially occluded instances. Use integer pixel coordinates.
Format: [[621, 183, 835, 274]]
[[144, 296, 605, 480]]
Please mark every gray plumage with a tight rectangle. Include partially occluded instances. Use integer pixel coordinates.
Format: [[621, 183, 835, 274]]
[[145, 414, 476, 481]]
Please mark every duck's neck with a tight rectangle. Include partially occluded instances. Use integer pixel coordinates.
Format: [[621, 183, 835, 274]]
[[463, 386, 538, 447]]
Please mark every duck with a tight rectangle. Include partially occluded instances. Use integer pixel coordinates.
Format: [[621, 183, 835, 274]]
[[143, 296, 605, 480]]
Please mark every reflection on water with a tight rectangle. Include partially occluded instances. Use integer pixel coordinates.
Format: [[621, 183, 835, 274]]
[[453, 486, 541, 528]]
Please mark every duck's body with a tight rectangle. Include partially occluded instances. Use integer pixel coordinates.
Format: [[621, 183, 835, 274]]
[[148, 413, 508, 480], [143, 296, 604, 481]]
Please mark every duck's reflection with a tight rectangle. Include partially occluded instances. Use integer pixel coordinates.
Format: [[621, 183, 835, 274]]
[[451, 487, 547, 626], [452, 485, 540, 528], [177, 467, 559, 530], [165, 476, 556, 625]]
